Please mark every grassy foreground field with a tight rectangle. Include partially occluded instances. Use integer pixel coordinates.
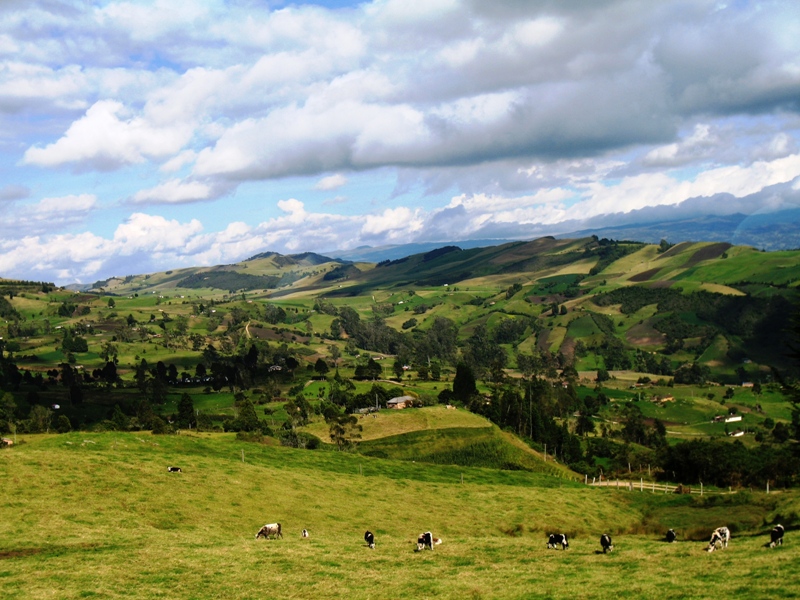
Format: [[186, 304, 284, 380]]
[[2, 434, 798, 599]]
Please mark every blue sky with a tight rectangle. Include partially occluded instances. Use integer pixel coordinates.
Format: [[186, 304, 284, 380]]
[[1, 0, 799, 284]]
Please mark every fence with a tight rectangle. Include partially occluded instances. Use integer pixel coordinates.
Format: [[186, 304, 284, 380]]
[[587, 478, 736, 495]]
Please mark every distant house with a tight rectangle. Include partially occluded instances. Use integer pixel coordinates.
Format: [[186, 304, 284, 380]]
[[728, 430, 745, 437], [725, 415, 742, 423], [652, 395, 674, 403], [741, 382, 754, 388], [387, 396, 414, 409]]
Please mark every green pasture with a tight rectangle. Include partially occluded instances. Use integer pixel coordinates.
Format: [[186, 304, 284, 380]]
[[301, 405, 492, 443], [1, 433, 798, 599], [677, 248, 800, 286]]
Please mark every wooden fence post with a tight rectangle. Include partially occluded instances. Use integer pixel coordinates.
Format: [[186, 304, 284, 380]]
[[767, 481, 770, 494]]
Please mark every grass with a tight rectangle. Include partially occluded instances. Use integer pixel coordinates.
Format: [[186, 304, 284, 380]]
[[301, 405, 492, 442], [2, 433, 799, 599]]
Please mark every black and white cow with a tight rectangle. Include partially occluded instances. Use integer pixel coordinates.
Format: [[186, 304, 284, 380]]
[[416, 532, 442, 551], [301, 529, 309, 538], [167, 466, 182, 473], [364, 530, 375, 549], [547, 534, 569, 550], [666, 529, 677, 543], [706, 526, 730, 552], [769, 524, 785, 548], [255, 523, 283, 540], [600, 534, 613, 553]]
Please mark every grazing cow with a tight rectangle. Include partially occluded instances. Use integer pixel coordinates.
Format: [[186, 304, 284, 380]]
[[301, 529, 309, 538], [769, 524, 785, 548], [547, 534, 569, 550], [706, 527, 730, 552], [666, 529, 677, 543], [255, 523, 283, 540], [416, 532, 442, 551], [167, 466, 182, 473], [364, 530, 375, 549], [600, 534, 613, 553]]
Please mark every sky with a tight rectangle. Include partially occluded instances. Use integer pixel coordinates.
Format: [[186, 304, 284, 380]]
[[1, 0, 800, 285]]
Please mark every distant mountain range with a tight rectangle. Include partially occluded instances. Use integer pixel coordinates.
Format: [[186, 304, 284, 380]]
[[331, 209, 800, 264], [60, 186, 800, 290]]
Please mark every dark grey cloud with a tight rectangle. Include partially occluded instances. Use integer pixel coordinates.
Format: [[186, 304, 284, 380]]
[[0, 184, 30, 201]]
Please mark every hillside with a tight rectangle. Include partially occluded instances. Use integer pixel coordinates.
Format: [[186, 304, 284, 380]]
[[1, 235, 799, 492], [301, 405, 576, 478], [2, 433, 798, 599]]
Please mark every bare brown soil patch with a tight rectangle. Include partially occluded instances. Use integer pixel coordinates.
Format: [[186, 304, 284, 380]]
[[536, 329, 551, 352], [0, 547, 44, 559], [655, 241, 693, 260], [685, 242, 732, 267], [628, 267, 662, 282]]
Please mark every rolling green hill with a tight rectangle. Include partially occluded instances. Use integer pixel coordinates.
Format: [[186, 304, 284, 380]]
[[1, 433, 798, 599], [1, 235, 799, 496]]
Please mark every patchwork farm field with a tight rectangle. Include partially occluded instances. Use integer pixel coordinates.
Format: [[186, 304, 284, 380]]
[[2, 434, 798, 599]]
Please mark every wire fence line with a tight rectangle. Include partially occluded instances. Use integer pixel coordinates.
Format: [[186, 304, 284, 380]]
[[588, 479, 737, 495]]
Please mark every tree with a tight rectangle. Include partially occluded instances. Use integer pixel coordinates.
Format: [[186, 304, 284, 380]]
[[233, 398, 260, 432], [101, 361, 118, 386], [100, 341, 118, 364], [452, 363, 478, 402], [29, 405, 53, 433], [0, 392, 17, 433], [329, 344, 341, 365], [462, 324, 504, 378], [576, 413, 595, 436], [55, 414, 72, 433], [107, 298, 116, 309], [430, 361, 442, 381], [111, 404, 129, 430], [176, 393, 196, 429], [327, 411, 362, 450], [314, 357, 330, 377], [283, 396, 311, 429], [392, 359, 404, 380]]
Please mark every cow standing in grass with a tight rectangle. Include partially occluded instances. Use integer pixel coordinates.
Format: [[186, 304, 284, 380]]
[[364, 531, 375, 549], [416, 532, 441, 551], [167, 466, 182, 473], [770, 525, 785, 548], [547, 534, 569, 550], [600, 534, 613, 553], [666, 529, 677, 543], [706, 527, 730, 552], [255, 523, 283, 540]]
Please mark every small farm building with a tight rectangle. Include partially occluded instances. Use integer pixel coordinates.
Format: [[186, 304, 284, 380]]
[[387, 396, 414, 409]]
